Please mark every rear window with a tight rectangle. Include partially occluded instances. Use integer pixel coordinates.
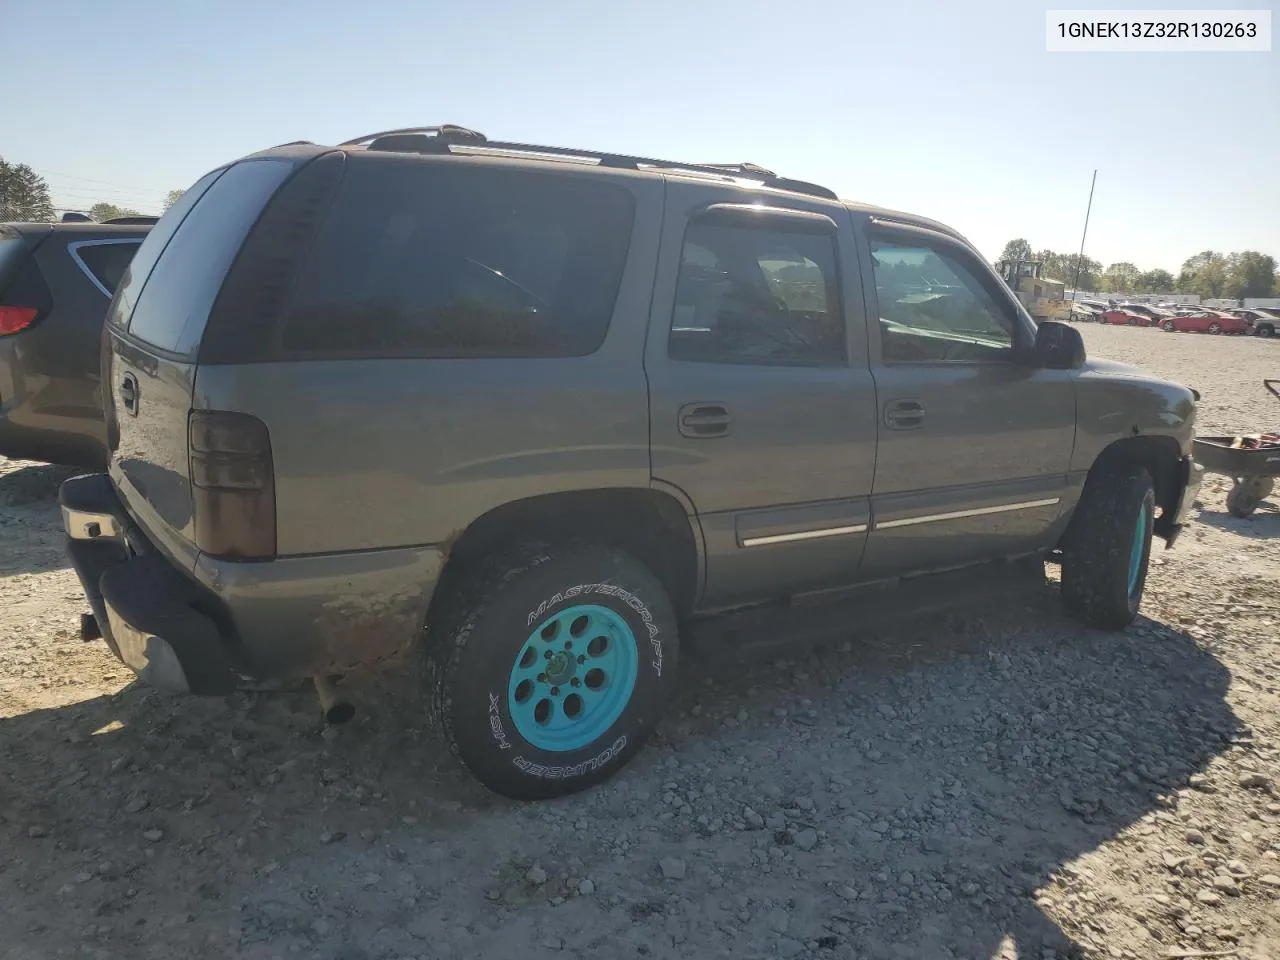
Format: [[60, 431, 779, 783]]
[[280, 159, 635, 357], [108, 169, 223, 331], [69, 240, 142, 297], [116, 160, 294, 355]]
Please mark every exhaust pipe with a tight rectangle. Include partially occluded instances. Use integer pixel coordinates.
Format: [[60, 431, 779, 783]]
[[314, 675, 355, 725]]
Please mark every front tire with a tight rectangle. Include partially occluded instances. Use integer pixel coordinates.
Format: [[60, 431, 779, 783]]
[[1061, 466, 1155, 629], [1208, 322, 1223, 335], [1162, 320, 1177, 333], [427, 543, 678, 800]]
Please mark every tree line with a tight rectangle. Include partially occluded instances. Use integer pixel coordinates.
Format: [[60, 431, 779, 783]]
[[998, 238, 1278, 299], [1, 156, 182, 223]]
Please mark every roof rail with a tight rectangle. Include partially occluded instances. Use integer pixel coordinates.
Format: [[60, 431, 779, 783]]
[[340, 126, 838, 200], [340, 124, 488, 147], [103, 215, 159, 225]]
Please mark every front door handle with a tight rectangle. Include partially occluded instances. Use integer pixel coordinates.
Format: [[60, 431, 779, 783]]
[[120, 373, 139, 416], [679, 403, 731, 438], [883, 398, 925, 430]]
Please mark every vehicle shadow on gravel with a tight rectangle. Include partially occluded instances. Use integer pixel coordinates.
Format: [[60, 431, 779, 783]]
[[0, 583, 1240, 960], [0, 461, 78, 576], [0, 460, 78, 507], [1195, 504, 1280, 537]]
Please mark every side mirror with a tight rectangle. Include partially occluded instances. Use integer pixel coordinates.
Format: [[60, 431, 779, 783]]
[[1034, 320, 1086, 369]]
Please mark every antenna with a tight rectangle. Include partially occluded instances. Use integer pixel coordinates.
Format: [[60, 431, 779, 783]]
[[1072, 170, 1098, 301]]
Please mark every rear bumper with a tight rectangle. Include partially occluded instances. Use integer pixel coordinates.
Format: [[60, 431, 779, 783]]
[[60, 473, 238, 694], [61, 473, 445, 692]]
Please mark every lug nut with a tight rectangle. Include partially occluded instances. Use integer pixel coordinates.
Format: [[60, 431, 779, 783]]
[[537, 673, 547, 683], [550, 686, 560, 696], [565, 641, 573, 650], [570, 678, 581, 688], [577, 655, 585, 664]]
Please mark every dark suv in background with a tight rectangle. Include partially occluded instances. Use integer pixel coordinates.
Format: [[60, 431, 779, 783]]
[[59, 126, 1201, 800], [1, 219, 151, 466]]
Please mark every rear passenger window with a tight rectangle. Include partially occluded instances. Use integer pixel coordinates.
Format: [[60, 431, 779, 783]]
[[70, 241, 141, 297], [668, 223, 845, 366], [125, 160, 293, 355], [281, 161, 635, 357]]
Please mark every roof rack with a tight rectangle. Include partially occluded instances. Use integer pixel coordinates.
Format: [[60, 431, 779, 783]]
[[340, 125, 838, 200], [340, 125, 488, 148]]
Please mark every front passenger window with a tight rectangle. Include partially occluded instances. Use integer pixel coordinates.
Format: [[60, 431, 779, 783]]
[[870, 239, 1016, 363]]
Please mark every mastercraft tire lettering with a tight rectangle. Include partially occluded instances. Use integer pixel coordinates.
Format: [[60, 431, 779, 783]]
[[427, 544, 679, 800]]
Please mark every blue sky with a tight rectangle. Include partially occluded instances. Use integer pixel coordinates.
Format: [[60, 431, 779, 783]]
[[5, 0, 1276, 272]]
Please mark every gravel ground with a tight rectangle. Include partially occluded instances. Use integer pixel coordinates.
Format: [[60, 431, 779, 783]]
[[1, 325, 1278, 960]]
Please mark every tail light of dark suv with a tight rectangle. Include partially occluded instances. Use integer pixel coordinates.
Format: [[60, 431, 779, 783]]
[[0, 305, 39, 335], [188, 410, 276, 560]]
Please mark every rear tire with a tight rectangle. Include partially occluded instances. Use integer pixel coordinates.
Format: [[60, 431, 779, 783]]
[[426, 542, 678, 800], [1061, 466, 1155, 629]]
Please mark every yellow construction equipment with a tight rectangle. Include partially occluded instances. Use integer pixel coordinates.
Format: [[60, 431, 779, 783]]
[[995, 259, 1071, 322]]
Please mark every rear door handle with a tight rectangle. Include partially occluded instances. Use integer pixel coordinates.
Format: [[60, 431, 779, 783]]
[[120, 373, 139, 416], [679, 403, 731, 438], [883, 398, 925, 430]]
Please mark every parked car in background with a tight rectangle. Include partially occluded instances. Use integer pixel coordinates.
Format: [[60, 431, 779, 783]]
[[1102, 305, 1154, 326], [1069, 301, 1104, 321], [1117, 303, 1174, 327], [1159, 309, 1250, 335], [57, 125, 1201, 800], [0, 218, 153, 466], [1227, 307, 1278, 337]]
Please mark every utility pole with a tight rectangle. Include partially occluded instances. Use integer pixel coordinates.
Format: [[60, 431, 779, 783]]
[[1072, 170, 1097, 300]]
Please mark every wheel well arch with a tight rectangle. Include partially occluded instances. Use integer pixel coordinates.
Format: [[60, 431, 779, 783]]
[[1084, 435, 1183, 539], [429, 488, 703, 623]]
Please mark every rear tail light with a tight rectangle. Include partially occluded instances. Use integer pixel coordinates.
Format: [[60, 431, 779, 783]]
[[189, 410, 276, 560], [0, 305, 39, 335]]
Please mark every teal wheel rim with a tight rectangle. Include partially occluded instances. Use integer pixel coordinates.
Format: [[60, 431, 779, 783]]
[[507, 604, 638, 753], [1127, 502, 1149, 596]]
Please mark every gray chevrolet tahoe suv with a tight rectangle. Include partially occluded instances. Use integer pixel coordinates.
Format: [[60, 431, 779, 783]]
[[60, 125, 1203, 799]]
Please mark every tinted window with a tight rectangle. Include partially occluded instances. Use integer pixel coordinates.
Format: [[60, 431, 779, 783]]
[[870, 239, 1015, 363], [71, 240, 141, 296], [280, 160, 635, 358], [125, 160, 293, 354], [0, 236, 29, 288], [667, 223, 844, 366], [108, 168, 223, 330]]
